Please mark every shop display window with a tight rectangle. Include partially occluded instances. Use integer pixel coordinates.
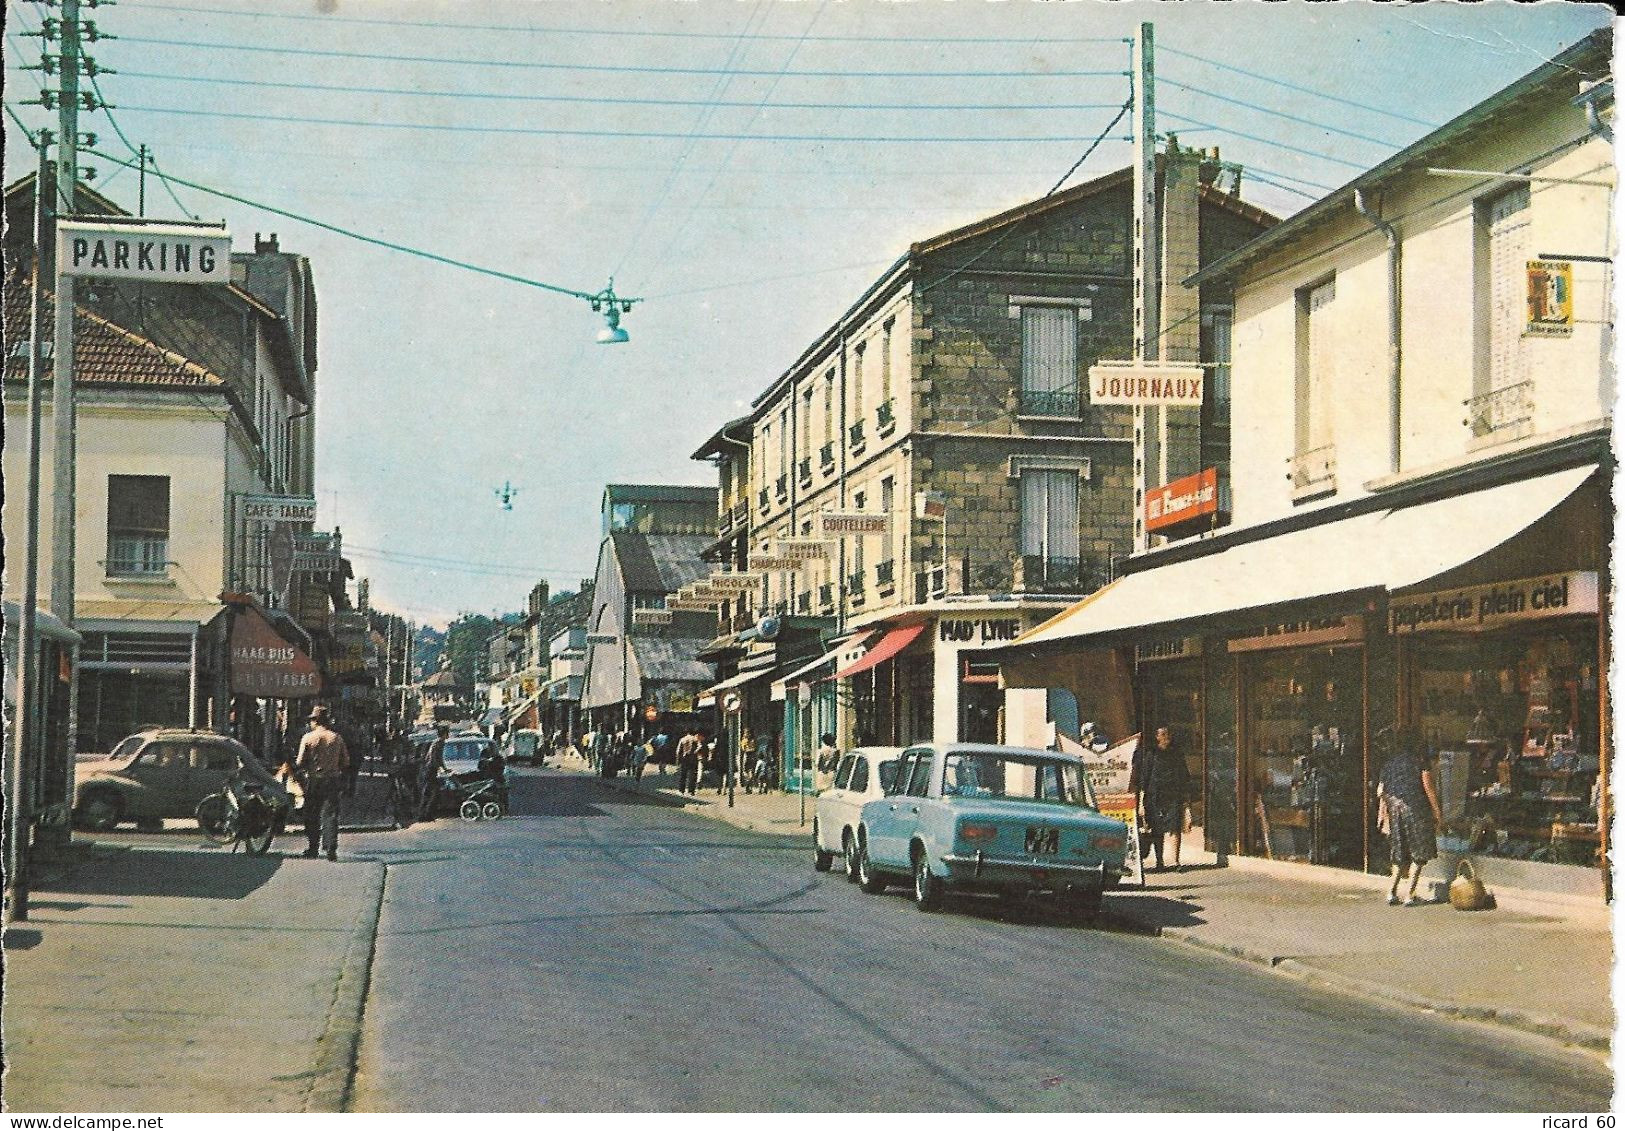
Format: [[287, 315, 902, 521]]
[[1243, 648, 1365, 870], [1410, 627, 1600, 867], [1143, 661, 1204, 831]]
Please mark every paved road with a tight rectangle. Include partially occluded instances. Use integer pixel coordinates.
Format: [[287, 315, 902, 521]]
[[348, 769, 1609, 1112]]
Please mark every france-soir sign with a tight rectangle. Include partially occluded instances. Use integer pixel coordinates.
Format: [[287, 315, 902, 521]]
[[57, 220, 233, 285]]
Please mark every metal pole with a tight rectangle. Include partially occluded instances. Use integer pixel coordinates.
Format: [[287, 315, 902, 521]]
[[51, 0, 80, 623], [1131, 21, 1158, 553], [8, 134, 55, 924]]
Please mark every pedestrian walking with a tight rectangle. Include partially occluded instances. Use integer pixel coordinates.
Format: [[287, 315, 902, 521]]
[[676, 728, 702, 795], [418, 724, 448, 822], [738, 728, 758, 792], [631, 737, 651, 781], [477, 742, 508, 813], [816, 733, 840, 791], [296, 705, 350, 861], [1137, 726, 1191, 873], [651, 728, 672, 775], [1376, 727, 1443, 906]]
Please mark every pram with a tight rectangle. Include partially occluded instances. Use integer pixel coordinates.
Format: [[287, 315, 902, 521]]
[[455, 775, 506, 821]]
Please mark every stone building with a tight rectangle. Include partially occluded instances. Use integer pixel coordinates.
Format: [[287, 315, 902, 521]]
[[691, 147, 1275, 779]]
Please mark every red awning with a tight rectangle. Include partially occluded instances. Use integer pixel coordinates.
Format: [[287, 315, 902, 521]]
[[830, 623, 926, 680]]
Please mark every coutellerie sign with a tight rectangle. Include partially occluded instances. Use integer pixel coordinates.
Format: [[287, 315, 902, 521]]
[[1389, 572, 1598, 634], [57, 220, 232, 284], [1145, 468, 1220, 534]]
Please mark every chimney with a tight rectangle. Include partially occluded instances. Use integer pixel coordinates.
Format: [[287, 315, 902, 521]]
[[255, 232, 280, 254]]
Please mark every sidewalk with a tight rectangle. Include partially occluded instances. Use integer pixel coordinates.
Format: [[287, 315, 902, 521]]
[[566, 754, 1614, 1057], [3, 841, 384, 1112]]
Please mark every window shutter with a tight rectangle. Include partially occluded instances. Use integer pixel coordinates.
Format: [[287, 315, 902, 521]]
[[1488, 185, 1530, 393]]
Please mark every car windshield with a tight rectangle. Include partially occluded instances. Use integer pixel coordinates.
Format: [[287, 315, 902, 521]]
[[941, 752, 1095, 807], [108, 735, 144, 762], [443, 739, 492, 767]]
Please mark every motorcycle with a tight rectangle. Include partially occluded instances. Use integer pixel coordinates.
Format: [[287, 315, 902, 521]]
[[196, 768, 295, 855]]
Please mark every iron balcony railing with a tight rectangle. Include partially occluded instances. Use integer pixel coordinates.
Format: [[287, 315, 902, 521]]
[[1019, 388, 1081, 418], [1287, 443, 1337, 494], [1463, 381, 1534, 440], [1018, 554, 1087, 593], [875, 559, 895, 588], [796, 591, 811, 613], [798, 456, 812, 483], [848, 420, 866, 450], [818, 582, 834, 610], [876, 399, 896, 434], [106, 535, 168, 577], [819, 441, 836, 470], [775, 474, 789, 499]]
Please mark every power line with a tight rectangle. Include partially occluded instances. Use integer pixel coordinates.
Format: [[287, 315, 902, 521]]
[[1159, 45, 1441, 129], [97, 67, 1133, 114], [1159, 111, 1369, 170], [85, 71, 201, 221], [118, 34, 1131, 79], [121, 2, 1133, 45], [84, 147, 618, 303], [104, 102, 1140, 145], [1158, 75, 1410, 149]]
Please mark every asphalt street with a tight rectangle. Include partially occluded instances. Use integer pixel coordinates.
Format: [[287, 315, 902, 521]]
[[346, 768, 1610, 1113]]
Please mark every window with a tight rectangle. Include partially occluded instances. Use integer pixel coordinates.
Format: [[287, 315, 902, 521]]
[[905, 752, 934, 797], [1020, 306, 1079, 417], [1471, 185, 1534, 439], [1292, 278, 1337, 493], [106, 475, 169, 576], [887, 752, 918, 795], [1019, 468, 1080, 587], [778, 406, 790, 480], [801, 385, 815, 467], [834, 754, 856, 790], [851, 342, 866, 422], [823, 370, 835, 451], [880, 319, 894, 404]]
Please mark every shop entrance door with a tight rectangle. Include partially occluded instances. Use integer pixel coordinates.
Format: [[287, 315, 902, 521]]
[[959, 682, 1001, 743], [1242, 647, 1365, 870]]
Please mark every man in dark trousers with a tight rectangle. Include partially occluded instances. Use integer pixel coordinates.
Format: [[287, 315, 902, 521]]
[[419, 725, 449, 822], [296, 705, 350, 861], [676, 728, 702, 796]]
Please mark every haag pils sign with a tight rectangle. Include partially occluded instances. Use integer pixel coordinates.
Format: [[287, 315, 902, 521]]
[[57, 219, 232, 284]]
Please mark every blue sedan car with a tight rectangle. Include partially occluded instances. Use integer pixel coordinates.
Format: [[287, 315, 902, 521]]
[[853, 743, 1128, 918]]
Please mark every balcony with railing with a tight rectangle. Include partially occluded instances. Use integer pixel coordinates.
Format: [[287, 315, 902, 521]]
[[1014, 554, 1101, 595], [798, 456, 813, 485], [848, 420, 866, 454], [1019, 388, 1081, 418], [876, 399, 897, 437], [875, 559, 895, 593], [818, 582, 834, 611], [775, 473, 789, 501], [106, 534, 169, 577], [1464, 381, 1534, 445], [1287, 443, 1337, 500], [796, 591, 811, 614], [819, 441, 835, 472], [758, 486, 771, 512], [848, 570, 867, 606]]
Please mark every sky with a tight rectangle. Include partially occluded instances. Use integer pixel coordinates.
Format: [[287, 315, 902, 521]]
[[2, 0, 1612, 628]]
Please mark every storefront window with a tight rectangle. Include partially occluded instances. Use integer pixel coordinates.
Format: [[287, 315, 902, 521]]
[[1244, 647, 1365, 870], [1410, 626, 1600, 867]]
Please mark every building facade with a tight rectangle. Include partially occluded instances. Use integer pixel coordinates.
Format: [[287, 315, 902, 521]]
[[1003, 32, 1613, 898]]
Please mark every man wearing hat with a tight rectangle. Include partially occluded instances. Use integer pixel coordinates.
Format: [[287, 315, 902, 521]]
[[295, 705, 350, 860]]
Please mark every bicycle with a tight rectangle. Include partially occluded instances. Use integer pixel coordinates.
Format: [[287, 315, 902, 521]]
[[196, 770, 293, 855]]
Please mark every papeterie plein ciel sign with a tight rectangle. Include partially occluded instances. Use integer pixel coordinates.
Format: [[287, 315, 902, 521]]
[[57, 219, 233, 284]]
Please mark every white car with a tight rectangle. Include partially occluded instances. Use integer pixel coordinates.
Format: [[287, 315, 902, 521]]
[[813, 747, 903, 877]]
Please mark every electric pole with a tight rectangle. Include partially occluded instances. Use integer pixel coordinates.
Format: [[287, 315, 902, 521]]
[[1131, 22, 1159, 551]]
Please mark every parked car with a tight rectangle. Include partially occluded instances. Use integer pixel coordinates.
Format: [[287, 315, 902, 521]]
[[852, 743, 1128, 918], [505, 728, 543, 767], [74, 729, 283, 832], [435, 734, 500, 813], [813, 747, 903, 875]]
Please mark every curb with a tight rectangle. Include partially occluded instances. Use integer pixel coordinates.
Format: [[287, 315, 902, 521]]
[[594, 773, 809, 838], [302, 859, 387, 1113], [1151, 922, 1612, 1058]]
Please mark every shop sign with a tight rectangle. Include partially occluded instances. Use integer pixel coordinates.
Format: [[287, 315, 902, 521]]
[[721, 690, 743, 714], [57, 219, 232, 284], [667, 599, 719, 612], [1228, 615, 1365, 653], [230, 605, 321, 698], [631, 609, 673, 627], [916, 491, 948, 520], [1525, 259, 1573, 338], [937, 617, 1022, 646], [748, 555, 805, 571], [292, 532, 341, 574], [1086, 361, 1204, 406], [1388, 572, 1598, 635], [773, 540, 832, 561], [242, 494, 318, 524], [1136, 636, 1202, 663], [1145, 468, 1220, 534], [668, 693, 695, 714], [585, 633, 617, 646], [818, 512, 889, 537], [707, 572, 762, 592]]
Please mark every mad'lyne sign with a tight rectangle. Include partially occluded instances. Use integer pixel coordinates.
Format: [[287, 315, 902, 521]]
[[57, 220, 233, 284], [1389, 572, 1598, 634]]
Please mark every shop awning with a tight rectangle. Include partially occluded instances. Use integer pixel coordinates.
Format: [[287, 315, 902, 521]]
[[771, 633, 875, 700], [696, 664, 776, 709], [830, 622, 927, 680], [1015, 464, 1596, 650]]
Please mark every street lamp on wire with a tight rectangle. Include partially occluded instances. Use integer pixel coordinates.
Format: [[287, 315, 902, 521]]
[[590, 280, 637, 345]]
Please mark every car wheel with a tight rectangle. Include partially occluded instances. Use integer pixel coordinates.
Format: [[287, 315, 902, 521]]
[[843, 831, 860, 883], [912, 851, 944, 912], [813, 819, 835, 872], [78, 789, 123, 832], [856, 836, 888, 894]]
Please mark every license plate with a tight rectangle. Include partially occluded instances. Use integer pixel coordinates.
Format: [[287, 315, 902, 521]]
[[1025, 826, 1059, 855]]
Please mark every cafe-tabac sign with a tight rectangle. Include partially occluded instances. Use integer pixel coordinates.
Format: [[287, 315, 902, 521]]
[[1389, 572, 1597, 634]]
